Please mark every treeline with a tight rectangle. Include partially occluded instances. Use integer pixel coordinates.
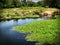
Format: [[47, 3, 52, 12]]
[[0, 0, 60, 8], [0, 0, 38, 8], [44, 0, 60, 9]]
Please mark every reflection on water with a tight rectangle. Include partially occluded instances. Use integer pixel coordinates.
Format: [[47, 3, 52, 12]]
[[0, 18, 43, 45]]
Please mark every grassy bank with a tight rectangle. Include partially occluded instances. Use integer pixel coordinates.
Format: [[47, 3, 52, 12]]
[[13, 15, 60, 45], [0, 7, 58, 20]]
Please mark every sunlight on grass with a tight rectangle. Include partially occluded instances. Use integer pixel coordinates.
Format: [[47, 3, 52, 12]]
[[1, 7, 58, 19], [13, 17, 60, 45]]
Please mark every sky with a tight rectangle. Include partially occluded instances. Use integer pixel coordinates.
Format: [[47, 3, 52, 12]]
[[20, 0, 41, 2], [32, 0, 40, 2]]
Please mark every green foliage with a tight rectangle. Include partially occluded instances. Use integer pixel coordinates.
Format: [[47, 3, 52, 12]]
[[13, 17, 60, 45], [13, 0, 20, 7], [0, 0, 60, 8], [43, 0, 60, 8], [37, 1, 45, 7], [0, 2, 3, 8], [26, 1, 37, 7], [5, 0, 13, 8]]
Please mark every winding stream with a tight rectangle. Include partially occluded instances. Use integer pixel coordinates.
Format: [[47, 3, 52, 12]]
[[0, 18, 44, 45]]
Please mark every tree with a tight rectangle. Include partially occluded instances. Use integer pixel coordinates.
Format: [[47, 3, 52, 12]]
[[37, 1, 45, 7], [0, 0, 5, 8], [26, 1, 35, 7], [13, 0, 19, 7], [4, 0, 13, 8], [43, 0, 60, 8]]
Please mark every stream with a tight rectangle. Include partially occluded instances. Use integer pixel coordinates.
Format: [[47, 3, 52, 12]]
[[0, 18, 44, 45]]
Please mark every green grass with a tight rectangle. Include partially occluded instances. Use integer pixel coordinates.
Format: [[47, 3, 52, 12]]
[[11, 15, 40, 19], [12, 15, 26, 19], [26, 15, 40, 18], [0, 7, 58, 20], [13, 15, 60, 45]]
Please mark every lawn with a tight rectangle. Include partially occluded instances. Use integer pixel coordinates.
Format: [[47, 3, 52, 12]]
[[13, 15, 60, 45]]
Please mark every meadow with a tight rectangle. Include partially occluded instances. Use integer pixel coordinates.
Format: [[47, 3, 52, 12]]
[[0, 7, 58, 20], [13, 15, 60, 45]]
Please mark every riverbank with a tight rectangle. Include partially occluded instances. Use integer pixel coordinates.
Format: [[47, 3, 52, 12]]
[[13, 15, 60, 45], [0, 7, 58, 20]]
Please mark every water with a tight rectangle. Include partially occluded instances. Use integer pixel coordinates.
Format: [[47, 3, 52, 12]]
[[0, 18, 43, 45]]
